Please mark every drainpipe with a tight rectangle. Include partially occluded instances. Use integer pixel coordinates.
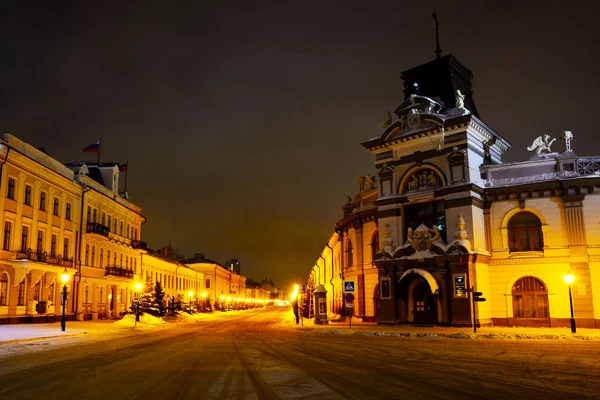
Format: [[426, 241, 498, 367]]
[[325, 243, 335, 314], [314, 263, 320, 285]]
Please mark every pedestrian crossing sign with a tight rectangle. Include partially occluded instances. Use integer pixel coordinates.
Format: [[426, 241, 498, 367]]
[[343, 280, 356, 293]]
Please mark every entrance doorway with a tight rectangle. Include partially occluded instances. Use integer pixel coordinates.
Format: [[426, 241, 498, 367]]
[[412, 281, 437, 325]]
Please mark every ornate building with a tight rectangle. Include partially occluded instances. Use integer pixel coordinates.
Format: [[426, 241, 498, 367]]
[[309, 54, 600, 329]]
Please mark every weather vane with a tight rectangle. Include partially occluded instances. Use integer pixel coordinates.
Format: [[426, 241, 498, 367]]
[[431, 11, 442, 59]]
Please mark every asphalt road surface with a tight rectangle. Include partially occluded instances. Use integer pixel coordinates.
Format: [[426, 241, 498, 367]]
[[1, 307, 600, 400]]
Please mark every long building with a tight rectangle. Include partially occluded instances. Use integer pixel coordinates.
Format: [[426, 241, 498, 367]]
[[308, 54, 600, 329], [0, 133, 246, 323]]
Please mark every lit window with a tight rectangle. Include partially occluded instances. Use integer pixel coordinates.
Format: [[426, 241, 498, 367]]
[[508, 212, 543, 252]]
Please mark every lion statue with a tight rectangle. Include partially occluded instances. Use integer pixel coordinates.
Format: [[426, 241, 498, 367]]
[[527, 134, 556, 156]]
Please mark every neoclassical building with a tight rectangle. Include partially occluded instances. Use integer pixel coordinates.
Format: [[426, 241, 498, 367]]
[[309, 54, 600, 329], [0, 134, 209, 323]]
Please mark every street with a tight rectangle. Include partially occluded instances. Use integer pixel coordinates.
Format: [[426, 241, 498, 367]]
[[1, 307, 600, 400]]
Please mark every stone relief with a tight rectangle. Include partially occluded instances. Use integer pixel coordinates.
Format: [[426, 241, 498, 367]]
[[375, 214, 472, 261], [406, 224, 441, 253], [404, 169, 441, 193]]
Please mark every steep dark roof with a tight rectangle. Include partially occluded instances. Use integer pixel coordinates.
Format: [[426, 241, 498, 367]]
[[401, 54, 480, 117]]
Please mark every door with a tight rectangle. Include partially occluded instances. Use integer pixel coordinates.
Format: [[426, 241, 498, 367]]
[[413, 281, 437, 324]]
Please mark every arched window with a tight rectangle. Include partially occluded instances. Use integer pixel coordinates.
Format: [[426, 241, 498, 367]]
[[0, 273, 8, 306], [508, 212, 543, 252], [346, 239, 354, 268], [512, 277, 548, 319], [371, 230, 379, 261]]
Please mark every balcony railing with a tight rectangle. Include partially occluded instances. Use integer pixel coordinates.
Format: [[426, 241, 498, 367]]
[[15, 249, 74, 267], [86, 222, 110, 237], [131, 240, 147, 250], [105, 266, 134, 279]]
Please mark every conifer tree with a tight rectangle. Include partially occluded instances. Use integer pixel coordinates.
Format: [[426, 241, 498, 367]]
[[154, 281, 167, 316]]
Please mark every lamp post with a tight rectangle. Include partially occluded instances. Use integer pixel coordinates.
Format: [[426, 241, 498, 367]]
[[188, 291, 193, 311], [135, 282, 142, 326], [60, 268, 70, 332], [563, 272, 576, 333]]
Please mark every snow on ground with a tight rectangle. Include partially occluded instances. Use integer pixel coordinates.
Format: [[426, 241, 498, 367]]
[[113, 313, 165, 326]]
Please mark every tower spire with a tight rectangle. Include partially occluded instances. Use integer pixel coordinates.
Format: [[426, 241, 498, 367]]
[[431, 11, 442, 59]]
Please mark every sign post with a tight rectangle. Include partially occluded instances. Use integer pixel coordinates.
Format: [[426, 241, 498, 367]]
[[345, 293, 355, 329]]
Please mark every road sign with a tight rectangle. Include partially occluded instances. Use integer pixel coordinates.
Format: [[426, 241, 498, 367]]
[[343, 280, 356, 293], [345, 303, 354, 308], [473, 291, 486, 302], [345, 293, 355, 304]]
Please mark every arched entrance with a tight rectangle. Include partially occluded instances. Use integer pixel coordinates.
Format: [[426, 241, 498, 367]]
[[512, 276, 550, 327], [398, 269, 439, 325]]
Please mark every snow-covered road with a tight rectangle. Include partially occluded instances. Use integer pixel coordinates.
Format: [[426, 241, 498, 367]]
[[1, 307, 600, 399]]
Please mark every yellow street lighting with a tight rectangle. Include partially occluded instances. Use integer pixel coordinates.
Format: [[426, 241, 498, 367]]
[[60, 268, 70, 331], [563, 273, 574, 284], [564, 272, 576, 333], [135, 282, 143, 326], [201, 292, 207, 298]]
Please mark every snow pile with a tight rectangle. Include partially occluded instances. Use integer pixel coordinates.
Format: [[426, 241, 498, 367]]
[[113, 314, 165, 327], [446, 332, 474, 340], [173, 312, 203, 322]]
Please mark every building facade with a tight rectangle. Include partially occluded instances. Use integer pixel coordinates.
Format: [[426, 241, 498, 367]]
[[0, 134, 81, 322], [0, 133, 215, 323], [309, 54, 600, 329]]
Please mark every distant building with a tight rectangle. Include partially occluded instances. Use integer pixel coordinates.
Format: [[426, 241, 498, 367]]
[[309, 54, 600, 329], [181, 253, 248, 305]]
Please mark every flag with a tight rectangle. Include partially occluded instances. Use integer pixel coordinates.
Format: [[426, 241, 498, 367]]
[[83, 140, 100, 153], [119, 163, 128, 172]]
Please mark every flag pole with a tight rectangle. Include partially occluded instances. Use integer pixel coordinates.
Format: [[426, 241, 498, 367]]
[[97, 137, 101, 165]]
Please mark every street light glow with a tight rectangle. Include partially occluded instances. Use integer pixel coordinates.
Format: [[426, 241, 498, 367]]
[[201, 292, 207, 298], [135, 282, 143, 291], [564, 273, 574, 284], [61, 270, 70, 283]]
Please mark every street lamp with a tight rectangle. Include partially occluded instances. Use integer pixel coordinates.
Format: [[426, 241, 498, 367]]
[[135, 282, 143, 326], [188, 291, 194, 311], [60, 268, 70, 332], [563, 272, 576, 333]]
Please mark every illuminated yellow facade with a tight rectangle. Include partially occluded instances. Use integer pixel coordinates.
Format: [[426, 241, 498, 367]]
[[182, 254, 249, 305], [0, 133, 254, 323], [74, 167, 146, 320], [0, 134, 81, 321], [141, 252, 204, 304]]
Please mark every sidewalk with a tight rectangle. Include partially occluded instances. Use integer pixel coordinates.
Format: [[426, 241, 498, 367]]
[[0, 320, 137, 343], [293, 316, 600, 340]]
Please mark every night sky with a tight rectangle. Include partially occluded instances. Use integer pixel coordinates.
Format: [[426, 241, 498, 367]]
[[1, 1, 599, 291]]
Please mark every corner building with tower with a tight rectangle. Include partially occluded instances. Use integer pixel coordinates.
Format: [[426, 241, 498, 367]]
[[308, 54, 600, 329]]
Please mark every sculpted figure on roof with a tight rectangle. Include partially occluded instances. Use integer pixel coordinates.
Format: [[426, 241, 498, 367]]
[[527, 134, 556, 156]]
